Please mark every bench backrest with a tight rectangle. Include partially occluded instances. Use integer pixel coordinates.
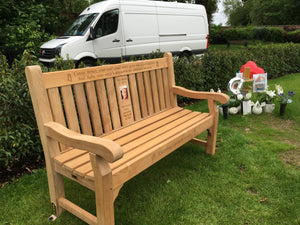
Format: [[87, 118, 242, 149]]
[[26, 53, 177, 152]]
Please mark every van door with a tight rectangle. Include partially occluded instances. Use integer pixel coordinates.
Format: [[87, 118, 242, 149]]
[[92, 9, 122, 62], [122, 4, 159, 58]]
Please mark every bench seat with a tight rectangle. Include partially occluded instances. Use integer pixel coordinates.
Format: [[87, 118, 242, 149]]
[[54, 107, 212, 191]]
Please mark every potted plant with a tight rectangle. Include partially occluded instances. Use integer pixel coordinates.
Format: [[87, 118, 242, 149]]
[[257, 88, 276, 113], [275, 85, 295, 116]]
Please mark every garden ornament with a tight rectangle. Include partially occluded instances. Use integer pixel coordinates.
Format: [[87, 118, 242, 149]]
[[252, 101, 263, 114], [228, 77, 244, 95]]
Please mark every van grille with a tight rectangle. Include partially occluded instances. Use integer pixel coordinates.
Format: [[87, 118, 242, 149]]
[[39, 48, 56, 59]]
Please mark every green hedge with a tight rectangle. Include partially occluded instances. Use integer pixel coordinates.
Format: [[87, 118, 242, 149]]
[[210, 26, 297, 44], [286, 30, 300, 43], [1, 43, 300, 169], [199, 43, 300, 91]]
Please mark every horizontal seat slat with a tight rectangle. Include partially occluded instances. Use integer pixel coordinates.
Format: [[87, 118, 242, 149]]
[[103, 107, 182, 140], [73, 162, 93, 178], [55, 149, 87, 166], [64, 153, 90, 172], [114, 109, 192, 146], [117, 111, 200, 155]]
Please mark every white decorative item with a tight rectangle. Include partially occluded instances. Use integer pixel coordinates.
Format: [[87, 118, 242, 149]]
[[242, 100, 252, 115], [228, 77, 244, 95], [229, 107, 239, 114], [264, 103, 275, 113], [252, 101, 263, 115]]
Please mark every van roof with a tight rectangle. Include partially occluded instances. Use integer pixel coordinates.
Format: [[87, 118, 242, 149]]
[[81, 0, 206, 15]]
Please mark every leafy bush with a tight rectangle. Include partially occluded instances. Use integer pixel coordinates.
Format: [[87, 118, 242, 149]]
[[199, 43, 300, 91], [209, 25, 227, 44], [211, 26, 287, 43], [252, 27, 272, 42], [224, 27, 252, 41], [0, 52, 42, 169], [286, 30, 300, 43], [269, 27, 285, 43]]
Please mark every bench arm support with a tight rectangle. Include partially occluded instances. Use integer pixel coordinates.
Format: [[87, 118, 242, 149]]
[[44, 122, 123, 163], [172, 86, 230, 104]]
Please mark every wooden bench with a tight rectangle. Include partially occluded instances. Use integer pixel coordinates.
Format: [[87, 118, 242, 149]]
[[25, 52, 229, 225]]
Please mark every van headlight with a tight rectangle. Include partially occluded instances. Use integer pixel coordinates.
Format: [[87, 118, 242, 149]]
[[55, 44, 65, 56]]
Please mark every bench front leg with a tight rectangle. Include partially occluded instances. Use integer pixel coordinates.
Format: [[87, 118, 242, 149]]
[[90, 153, 115, 225], [206, 99, 219, 155]]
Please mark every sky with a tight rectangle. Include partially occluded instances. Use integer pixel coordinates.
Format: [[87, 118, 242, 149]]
[[212, 0, 228, 25]]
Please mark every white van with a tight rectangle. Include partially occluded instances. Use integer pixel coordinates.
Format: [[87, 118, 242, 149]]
[[39, 0, 209, 66]]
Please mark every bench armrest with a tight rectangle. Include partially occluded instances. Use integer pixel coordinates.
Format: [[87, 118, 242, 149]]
[[44, 122, 123, 163], [172, 86, 230, 104]]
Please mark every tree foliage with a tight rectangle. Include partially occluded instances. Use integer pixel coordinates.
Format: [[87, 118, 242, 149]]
[[223, 0, 300, 26], [0, 0, 102, 62]]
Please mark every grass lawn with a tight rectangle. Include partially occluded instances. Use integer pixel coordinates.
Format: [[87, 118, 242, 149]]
[[1, 74, 299, 225]]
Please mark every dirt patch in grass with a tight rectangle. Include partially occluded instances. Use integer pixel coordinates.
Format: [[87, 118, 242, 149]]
[[281, 149, 300, 168], [262, 117, 300, 168]]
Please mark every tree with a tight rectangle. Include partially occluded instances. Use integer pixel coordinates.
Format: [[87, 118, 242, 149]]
[[223, 0, 300, 26]]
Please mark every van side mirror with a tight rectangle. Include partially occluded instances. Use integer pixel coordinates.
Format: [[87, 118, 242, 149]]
[[89, 27, 95, 40]]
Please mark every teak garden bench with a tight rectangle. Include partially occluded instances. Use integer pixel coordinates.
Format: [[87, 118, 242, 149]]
[[25, 52, 229, 225]]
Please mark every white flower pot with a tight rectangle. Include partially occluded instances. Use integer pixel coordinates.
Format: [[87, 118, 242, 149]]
[[264, 103, 275, 113]]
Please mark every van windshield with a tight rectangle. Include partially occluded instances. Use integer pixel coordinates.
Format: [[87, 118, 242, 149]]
[[64, 13, 99, 36]]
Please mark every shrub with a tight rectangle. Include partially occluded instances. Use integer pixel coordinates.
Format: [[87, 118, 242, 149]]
[[269, 27, 285, 43], [209, 25, 227, 44], [286, 30, 300, 43], [0, 52, 42, 169], [252, 27, 272, 42], [224, 27, 252, 41]]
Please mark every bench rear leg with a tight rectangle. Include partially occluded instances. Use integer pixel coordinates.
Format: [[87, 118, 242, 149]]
[[90, 153, 115, 225]]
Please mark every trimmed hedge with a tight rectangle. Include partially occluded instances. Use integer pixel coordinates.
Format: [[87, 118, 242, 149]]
[[199, 43, 300, 91], [210, 25, 298, 44], [1, 43, 300, 169]]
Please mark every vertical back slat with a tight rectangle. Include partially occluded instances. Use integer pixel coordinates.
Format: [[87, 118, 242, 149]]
[[155, 69, 166, 110], [136, 72, 148, 118], [162, 68, 171, 108], [85, 82, 103, 136], [128, 74, 141, 121], [106, 78, 121, 129], [47, 87, 68, 151], [60, 86, 81, 133], [47, 88, 66, 127], [150, 70, 160, 113], [143, 71, 154, 115], [115, 76, 134, 126], [73, 84, 93, 135], [95, 80, 112, 133]]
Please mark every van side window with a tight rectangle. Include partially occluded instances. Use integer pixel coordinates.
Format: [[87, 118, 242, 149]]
[[94, 9, 119, 38]]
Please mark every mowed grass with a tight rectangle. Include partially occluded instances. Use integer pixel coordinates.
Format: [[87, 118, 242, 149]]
[[1, 74, 299, 225]]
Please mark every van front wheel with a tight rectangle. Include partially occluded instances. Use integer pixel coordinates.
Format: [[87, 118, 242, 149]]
[[179, 51, 191, 59], [179, 51, 191, 63], [78, 59, 96, 68]]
